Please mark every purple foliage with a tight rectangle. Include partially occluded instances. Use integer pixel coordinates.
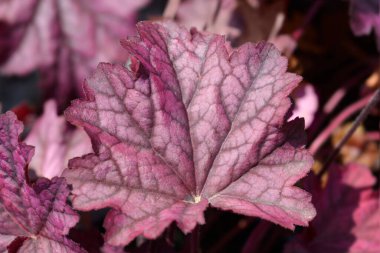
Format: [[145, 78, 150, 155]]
[[0, 112, 85, 253], [63, 21, 315, 247]]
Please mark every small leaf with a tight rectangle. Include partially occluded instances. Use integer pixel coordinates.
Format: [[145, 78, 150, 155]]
[[25, 100, 92, 179], [0, 112, 85, 253]]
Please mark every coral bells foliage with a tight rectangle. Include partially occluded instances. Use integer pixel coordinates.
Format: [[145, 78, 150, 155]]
[[0, 112, 84, 253], [63, 21, 316, 247], [285, 164, 380, 253], [0, 0, 150, 103]]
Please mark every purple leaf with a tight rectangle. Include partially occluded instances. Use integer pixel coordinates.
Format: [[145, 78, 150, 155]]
[[350, 0, 380, 50], [25, 100, 92, 179], [284, 164, 380, 253], [0, 0, 150, 104], [63, 21, 316, 247], [0, 112, 85, 253]]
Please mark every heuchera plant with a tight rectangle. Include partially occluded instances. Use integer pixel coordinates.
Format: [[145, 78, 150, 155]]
[[1, 1, 380, 252], [0, 112, 84, 252], [62, 21, 316, 247]]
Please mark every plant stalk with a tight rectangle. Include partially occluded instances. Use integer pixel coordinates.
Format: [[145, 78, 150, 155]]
[[317, 88, 380, 177]]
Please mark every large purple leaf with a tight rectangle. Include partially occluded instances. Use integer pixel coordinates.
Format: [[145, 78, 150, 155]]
[[284, 164, 380, 253], [0, 0, 149, 104], [63, 21, 316, 247], [0, 112, 85, 253]]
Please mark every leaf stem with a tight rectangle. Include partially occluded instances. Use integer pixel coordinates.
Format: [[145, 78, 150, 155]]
[[163, 0, 181, 19], [209, 219, 252, 253], [268, 12, 285, 41], [309, 91, 375, 155], [292, 0, 325, 41], [317, 88, 380, 177], [190, 225, 200, 253], [241, 220, 271, 253], [308, 70, 369, 140]]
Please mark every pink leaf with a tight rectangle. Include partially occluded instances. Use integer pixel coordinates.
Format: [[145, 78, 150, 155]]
[[0, 0, 150, 103], [63, 21, 316, 247], [289, 83, 318, 129], [25, 100, 92, 179], [0, 112, 85, 253], [284, 164, 380, 253]]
